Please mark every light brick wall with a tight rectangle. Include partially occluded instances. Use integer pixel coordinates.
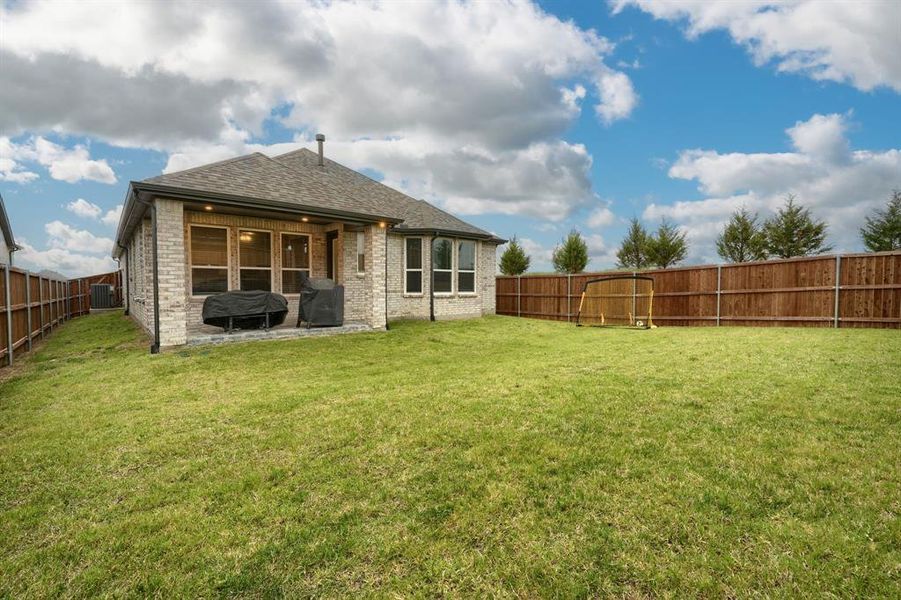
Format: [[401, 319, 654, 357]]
[[341, 227, 370, 322], [121, 201, 498, 345], [368, 224, 388, 329], [182, 211, 376, 336], [385, 233, 498, 321], [124, 218, 152, 334], [156, 199, 187, 346]]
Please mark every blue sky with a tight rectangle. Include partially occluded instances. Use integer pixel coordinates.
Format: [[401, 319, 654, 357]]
[[1, 0, 899, 275]]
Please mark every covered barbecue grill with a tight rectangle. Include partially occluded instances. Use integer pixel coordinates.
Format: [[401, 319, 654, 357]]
[[202, 290, 288, 332], [297, 278, 344, 327]]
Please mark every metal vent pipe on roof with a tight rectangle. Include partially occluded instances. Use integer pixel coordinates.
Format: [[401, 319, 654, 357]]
[[316, 133, 325, 166]]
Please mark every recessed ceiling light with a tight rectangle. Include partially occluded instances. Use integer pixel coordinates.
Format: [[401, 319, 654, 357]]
[[204, 205, 213, 211], [301, 217, 309, 222]]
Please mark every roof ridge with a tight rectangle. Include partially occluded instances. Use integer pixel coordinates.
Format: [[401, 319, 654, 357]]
[[272, 147, 316, 159], [144, 152, 266, 182]]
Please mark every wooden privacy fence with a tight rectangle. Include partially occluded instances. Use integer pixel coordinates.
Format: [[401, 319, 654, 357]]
[[0, 267, 122, 366], [496, 250, 901, 329]]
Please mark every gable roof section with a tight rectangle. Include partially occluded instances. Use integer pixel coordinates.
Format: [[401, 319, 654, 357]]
[[0, 193, 17, 252], [142, 152, 399, 221], [272, 148, 499, 240], [116, 145, 503, 256]]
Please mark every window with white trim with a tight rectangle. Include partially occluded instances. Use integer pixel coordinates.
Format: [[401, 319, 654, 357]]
[[404, 237, 422, 294], [281, 233, 310, 293], [433, 237, 453, 294], [239, 229, 272, 291], [458, 240, 476, 293], [190, 226, 228, 295], [356, 231, 366, 274]]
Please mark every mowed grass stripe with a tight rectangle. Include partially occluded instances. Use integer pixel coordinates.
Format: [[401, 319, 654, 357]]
[[0, 312, 898, 597]]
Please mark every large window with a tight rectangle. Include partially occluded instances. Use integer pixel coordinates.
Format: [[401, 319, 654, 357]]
[[190, 226, 228, 295], [433, 237, 453, 294], [404, 237, 422, 294], [458, 240, 476, 293], [239, 230, 271, 291], [356, 231, 366, 274], [281, 233, 310, 294]]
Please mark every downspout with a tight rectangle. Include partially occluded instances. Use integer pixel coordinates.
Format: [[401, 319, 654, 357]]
[[429, 233, 437, 322], [136, 196, 160, 354], [9, 244, 20, 267], [117, 251, 129, 315]]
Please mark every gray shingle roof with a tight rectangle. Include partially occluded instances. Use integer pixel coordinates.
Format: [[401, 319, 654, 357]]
[[141, 147, 500, 241], [272, 149, 496, 239], [143, 152, 397, 220]]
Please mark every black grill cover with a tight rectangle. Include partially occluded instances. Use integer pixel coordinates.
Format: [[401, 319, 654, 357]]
[[298, 278, 344, 327], [202, 291, 288, 330]]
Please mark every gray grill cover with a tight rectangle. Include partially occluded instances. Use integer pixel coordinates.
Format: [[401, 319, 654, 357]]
[[298, 278, 344, 327], [202, 291, 288, 330]]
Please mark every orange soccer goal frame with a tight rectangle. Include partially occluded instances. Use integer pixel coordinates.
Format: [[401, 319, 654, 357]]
[[575, 274, 655, 329]]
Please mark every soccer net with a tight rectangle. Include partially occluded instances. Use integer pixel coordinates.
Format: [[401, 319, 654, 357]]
[[576, 275, 655, 329]]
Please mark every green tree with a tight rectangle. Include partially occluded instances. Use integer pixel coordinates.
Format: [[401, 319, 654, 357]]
[[861, 190, 901, 252], [763, 195, 832, 258], [716, 207, 768, 263], [616, 218, 651, 269], [647, 219, 688, 268], [552, 229, 589, 274], [498, 236, 531, 275]]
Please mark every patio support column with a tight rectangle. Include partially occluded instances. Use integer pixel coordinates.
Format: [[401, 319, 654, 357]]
[[368, 223, 387, 329], [153, 198, 188, 347]]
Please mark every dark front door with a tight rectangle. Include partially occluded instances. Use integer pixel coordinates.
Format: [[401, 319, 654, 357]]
[[326, 230, 339, 280]]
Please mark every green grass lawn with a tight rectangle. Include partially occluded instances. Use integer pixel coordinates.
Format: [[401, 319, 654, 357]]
[[1, 313, 899, 598]]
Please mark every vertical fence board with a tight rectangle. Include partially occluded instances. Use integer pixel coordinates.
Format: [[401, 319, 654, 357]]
[[497, 251, 901, 329], [0, 269, 123, 368]]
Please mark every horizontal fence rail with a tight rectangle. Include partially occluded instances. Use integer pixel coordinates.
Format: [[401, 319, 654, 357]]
[[0, 268, 122, 367], [496, 250, 901, 330]]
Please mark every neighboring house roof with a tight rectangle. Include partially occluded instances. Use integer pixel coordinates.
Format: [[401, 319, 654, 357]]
[[115, 146, 503, 256], [38, 269, 67, 280], [0, 193, 19, 254]]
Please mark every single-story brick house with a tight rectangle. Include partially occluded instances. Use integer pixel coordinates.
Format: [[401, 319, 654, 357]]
[[113, 137, 505, 351]]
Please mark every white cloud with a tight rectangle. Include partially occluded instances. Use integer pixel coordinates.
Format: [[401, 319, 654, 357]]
[[584, 232, 618, 269], [101, 204, 123, 227], [786, 112, 849, 164], [44, 220, 114, 254], [587, 204, 616, 227], [518, 237, 554, 271], [611, 0, 901, 92], [595, 70, 639, 124], [643, 113, 901, 258], [1, 136, 117, 184], [66, 198, 103, 219], [33, 137, 117, 184], [0, 137, 39, 183], [16, 241, 117, 278], [2, 0, 637, 220]]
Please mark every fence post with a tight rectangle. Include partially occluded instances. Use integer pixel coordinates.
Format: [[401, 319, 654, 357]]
[[4, 264, 12, 366], [25, 273, 32, 351], [567, 274, 572, 322], [833, 255, 841, 328], [38, 276, 44, 340], [716, 264, 722, 327], [516, 275, 521, 317]]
